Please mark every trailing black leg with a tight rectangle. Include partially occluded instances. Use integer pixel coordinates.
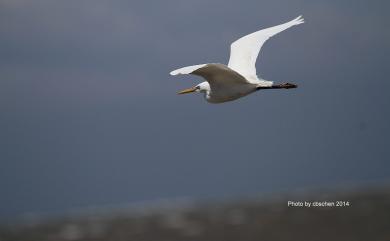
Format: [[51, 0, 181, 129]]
[[257, 83, 297, 90]]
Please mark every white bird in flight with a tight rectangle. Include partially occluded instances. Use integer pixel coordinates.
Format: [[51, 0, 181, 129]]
[[170, 15, 304, 103]]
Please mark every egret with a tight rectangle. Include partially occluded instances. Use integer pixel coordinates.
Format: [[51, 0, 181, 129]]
[[170, 15, 304, 103]]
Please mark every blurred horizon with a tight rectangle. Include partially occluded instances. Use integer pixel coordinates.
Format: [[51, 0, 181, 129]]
[[3, 181, 390, 224], [2, 188, 390, 241]]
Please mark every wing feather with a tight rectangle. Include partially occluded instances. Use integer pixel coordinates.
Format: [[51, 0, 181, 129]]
[[170, 64, 207, 76], [170, 63, 250, 92], [228, 15, 304, 82]]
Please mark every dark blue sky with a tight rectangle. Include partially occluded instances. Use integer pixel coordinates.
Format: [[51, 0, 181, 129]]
[[1, 0, 389, 220]]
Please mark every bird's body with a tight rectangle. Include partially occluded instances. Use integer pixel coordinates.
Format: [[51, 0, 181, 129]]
[[170, 15, 304, 103]]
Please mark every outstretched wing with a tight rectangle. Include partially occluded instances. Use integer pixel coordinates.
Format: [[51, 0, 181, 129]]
[[170, 63, 250, 91], [170, 64, 208, 76], [228, 15, 304, 83]]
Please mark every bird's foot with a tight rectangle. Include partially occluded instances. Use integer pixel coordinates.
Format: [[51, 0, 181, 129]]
[[280, 83, 297, 89]]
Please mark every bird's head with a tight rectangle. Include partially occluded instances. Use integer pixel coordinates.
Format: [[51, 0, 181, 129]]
[[178, 81, 210, 95]]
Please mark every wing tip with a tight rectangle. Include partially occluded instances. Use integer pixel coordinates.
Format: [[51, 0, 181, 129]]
[[169, 64, 207, 76], [292, 15, 305, 25], [170, 70, 178, 76]]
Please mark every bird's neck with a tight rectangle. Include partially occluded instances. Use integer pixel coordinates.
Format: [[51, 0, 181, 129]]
[[203, 90, 211, 100]]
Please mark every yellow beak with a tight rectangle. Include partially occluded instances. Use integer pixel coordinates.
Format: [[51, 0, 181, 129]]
[[178, 87, 196, 95]]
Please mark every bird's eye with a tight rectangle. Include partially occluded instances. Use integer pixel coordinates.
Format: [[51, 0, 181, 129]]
[[195, 86, 200, 90]]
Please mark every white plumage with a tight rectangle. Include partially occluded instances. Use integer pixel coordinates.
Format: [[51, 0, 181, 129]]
[[171, 15, 304, 103]]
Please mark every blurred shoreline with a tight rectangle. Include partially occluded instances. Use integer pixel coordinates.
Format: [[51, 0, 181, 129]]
[[1, 186, 389, 241]]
